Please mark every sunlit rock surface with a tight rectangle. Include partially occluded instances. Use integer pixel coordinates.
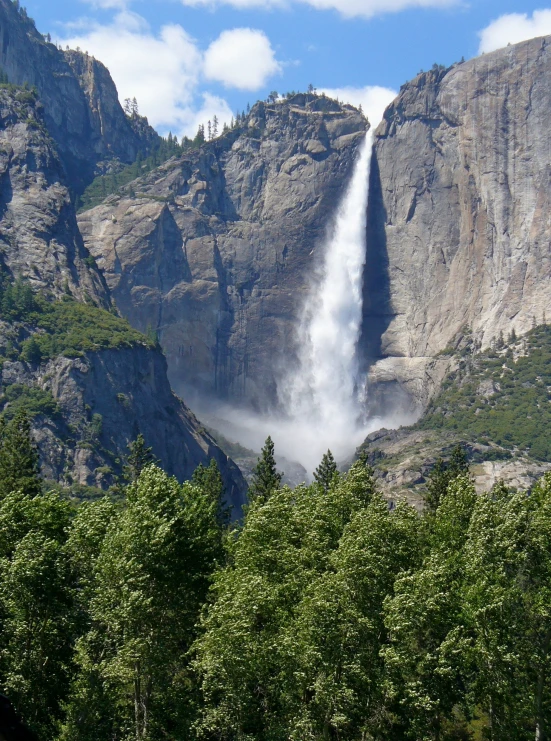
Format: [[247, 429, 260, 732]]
[[363, 36, 551, 409], [79, 96, 367, 409]]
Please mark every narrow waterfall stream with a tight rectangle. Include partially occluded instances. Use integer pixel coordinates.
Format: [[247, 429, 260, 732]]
[[276, 132, 376, 471], [283, 134, 372, 433]]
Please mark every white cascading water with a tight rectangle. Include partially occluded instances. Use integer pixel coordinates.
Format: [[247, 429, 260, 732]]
[[277, 132, 376, 470], [196, 92, 411, 477]]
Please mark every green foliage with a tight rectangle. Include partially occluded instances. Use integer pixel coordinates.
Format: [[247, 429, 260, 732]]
[[29, 299, 154, 359], [0, 276, 40, 320], [78, 135, 192, 213], [122, 433, 157, 483], [194, 461, 399, 740], [0, 410, 41, 499], [248, 435, 283, 502], [424, 444, 470, 513], [1, 383, 60, 420], [62, 465, 224, 741], [313, 448, 338, 492], [418, 325, 551, 460], [0, 488, 74, 739], [192, 458, 231, 526], [0, 275, 153, 368]]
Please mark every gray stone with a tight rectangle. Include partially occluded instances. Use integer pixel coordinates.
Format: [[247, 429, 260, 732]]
[[0, 0, 159, 190], [79, 97, 368, 409], [2, 347, 247, 510], [362, 37, 551, 408], [0, 88, 108, 302]]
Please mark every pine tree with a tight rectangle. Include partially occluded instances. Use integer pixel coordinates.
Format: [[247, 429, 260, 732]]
[[0, 410, 41, 499], [207, 120, 212, 141], [248, 436, 283, 502], [194, 124, 205, 145], [212, 115, 219, 138], [313, 449, 338, 493], [192, 458, 230, 526], [20, 335, 42, 365], [123, 433, 156, 483], [424, 444, 469, 514]]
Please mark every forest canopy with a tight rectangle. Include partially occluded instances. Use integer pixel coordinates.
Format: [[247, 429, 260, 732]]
[[0, 425, 550, 741]]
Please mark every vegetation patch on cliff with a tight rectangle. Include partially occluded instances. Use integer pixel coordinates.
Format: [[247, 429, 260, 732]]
[[417, 325, 551, 460], [0, 276, 154, 364], [0, 383, 60, 420]]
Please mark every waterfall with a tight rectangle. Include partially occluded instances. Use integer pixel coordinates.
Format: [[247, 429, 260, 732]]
[[193, 94, 405, 478], [277, 132, 374, 470]]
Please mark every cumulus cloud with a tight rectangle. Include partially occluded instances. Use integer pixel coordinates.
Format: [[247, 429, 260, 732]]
[[320, 85, 397, 127], [204, 28, 281, 90], [59, 12, 279, 139], [478, 10, 551, 54], [181, 0, 459, 20]]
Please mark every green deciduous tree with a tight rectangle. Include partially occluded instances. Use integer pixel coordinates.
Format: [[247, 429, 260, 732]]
[[0, 489, 74, 738], [383, 475, 477, 740], [194, 461, 384, 740], [63, 464, 223, 741], [0, 532, 75, 739]]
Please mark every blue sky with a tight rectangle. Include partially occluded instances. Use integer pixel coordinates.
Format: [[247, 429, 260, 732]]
[[23, 0, 551, 139]]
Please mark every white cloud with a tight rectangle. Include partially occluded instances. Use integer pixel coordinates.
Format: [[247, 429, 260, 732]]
[[59, 12, 280, 139], [320, 85, 397, 127], [181, 0, 459, 20], [81, 0, 130, 8], [187, 93, 234, 136], [478, 10, 551, 54], [204, 28, 281, 90]]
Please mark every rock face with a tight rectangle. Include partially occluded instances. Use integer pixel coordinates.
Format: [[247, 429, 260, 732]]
[[1, 345, 247, 510], [0, 88, 108, 303], [362, 37, 551, 409], [0, 85, 246, 506], [79, 96, 367, 408], [358, 426, 551, 511], [0, 0, 159, 190]]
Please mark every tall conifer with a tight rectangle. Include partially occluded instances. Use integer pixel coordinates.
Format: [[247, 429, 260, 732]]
[[248, 436, 282, 502]]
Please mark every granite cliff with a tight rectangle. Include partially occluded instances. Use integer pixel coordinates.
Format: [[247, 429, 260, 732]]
[[79, 95, 367, 409], [362, 36, 551, 411], [0, 87, 107, 303], [0, 80, 246, 507], [1, 344, 246, 505], [0, 0, 159, 191]]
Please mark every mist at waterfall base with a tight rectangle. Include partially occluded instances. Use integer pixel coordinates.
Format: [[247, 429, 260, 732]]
[[191, 124, 415, 479]]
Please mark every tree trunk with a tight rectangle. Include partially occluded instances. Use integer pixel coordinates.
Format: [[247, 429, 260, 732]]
[[535, 629, 551, 741], [134, 662, 142, 741]]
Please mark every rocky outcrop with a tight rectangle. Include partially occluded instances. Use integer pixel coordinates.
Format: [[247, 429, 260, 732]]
[[0, 0, 159, 190], [357, 426, 551, 510], [363, 38, 551, 409], [0, 88, 108, 303], [1, 344, 247, 510], [79, 96, 367, 409], [0, 85, 246, 506]]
